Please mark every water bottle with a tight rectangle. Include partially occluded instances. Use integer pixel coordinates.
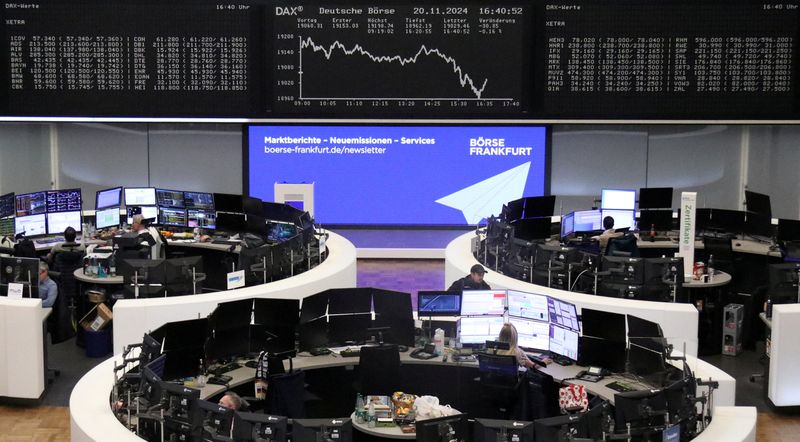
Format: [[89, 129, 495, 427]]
[[433, 328, 445, 355], [109, 245, 117, 276], [367, 401, 376, 428], [650, 223, 656, 242], [355, 394, 365, 424], [707, 254, 715, 281], [196, 359, 207, 388]]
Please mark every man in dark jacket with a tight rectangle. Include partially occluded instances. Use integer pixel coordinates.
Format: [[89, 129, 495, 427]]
[[447, 264, 491, 291]]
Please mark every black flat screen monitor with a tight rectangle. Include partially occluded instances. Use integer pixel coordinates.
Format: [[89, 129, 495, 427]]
[[46, 211, 82, 235], [627, 343, 666, 379], [165, 256, 203, 285], [709, 209, 746, 233], [371, 316, 415, 346], [638, 187, 673, 210], [262, 201, 299, 224], [46, 188, 82, 213], [768, 263, 800, 302], [198, 400, 235, 440], [95, 206, 120, 230], [627, 315, 664, 338], [534, 413, 591, 442], [158, 207, 187, 227], [300, 292, 329, 323], [416, 414, 469, 442], [118, 258, 166, 286], [187, 209, 216, 230], [232, 412, 288, 442], [638, 209, 673, 232], [214, 193, 243, 213], [245, 214, 269, 236], [474, 418, 534, 442], [560, 212, 574, 240], [292, 418, 352, 442], [155, 189, 185, 209], [512, 217, 552, 241], [417, 291, 461, 316], [183, 191, 214, 211], [328, 314, 372, 345], [580, 308, 626, 342], [254, 298, 300, 327], [163, 347, 205, 381], [298, 317, 328, 351], [160, 317, 208, 353], [215, 212, 246, 232], [745, 190, 772, 219], [0, 256, 39, 298], [694, 208, 712, 231], [601, 256, 645, 285], [124, 187, 156, 206], [778, 219, 800, 242], [744, 212, 773, 237], [614, 389, 669, 431], [15, 191, 46, 217], [644, 257, 684, 285], [243, 196, 263, 216], [577, 336, 626, 373], [372, 288, 413, 319], [267, 222, 297, 242], [523, 196, 556, 218], [0, 192, 14, 218], [205, 325, 252, 361], [506, 198, 524, 222], [96, 187, 122, 210], [327, 288, 372, 314], [208, 298, 253, 332]]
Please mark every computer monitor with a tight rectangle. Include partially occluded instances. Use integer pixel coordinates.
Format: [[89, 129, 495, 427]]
[[474, 418, 534, 442], [601, 209, 635, 230], [205, 325, 252, 361], [643, 256, 683, 286], [124, 187, 156, 206], [118, 258, 166, 287], [627, 342, 666, 379], [458, 316, 505, 346], [198, 400, 235, 440], [461, 290, 507, 316], [508, 317, 549, 351], [778, 219, 800, 242], [512, 217, 552, 241], [0, 192, 14, 218], [155, 188, 185, 208], [694, 208, 712, 231], [547, 297, 579, 332], [326, 288, 372, 314], [267, 222, 298, 242], [523, 196, 556, 218], [208, 298, 252, 332], [507, 290, 548, 321], [601, 189, 636, 210], [638, 187, 673, 210], [46, 211, 82, 235], [745, 190, 772, 219], [601, 256, 645, 285], [573, 209, 602, 232], [417, 291, 461, 316], [45, 188, 81, 213], [243, 195, 263, 216], [768, 263, 800, 303], [372, 288, 413, 319], [613, 389, 669, 431], [15, 214, 47, 236], [298, 317, 328, 351], [638, 209, 673, 232], [254, 298, 300, 353], [292, 418, 352, 442], [300, 292, 329, 323], [577, 336, 627, 373], [534, 411, 594, 442], [15, 191, 46, 217], [0, 217, 13, 237], [232, 412, 288, 442], [160, 317, 209, 353], [126, 205, 158, 225], [215, 212, 246, 232], [213, 193, 243, 213], [328, 314, 372, 345], [506, 198, 524, 222], [158, 207, 188, 227], [580, 308, 626, 342], [95, 187, 122, 210], [0, 256, 39, 297], [560, 212, 575, 240], [627, 315, 664, 338], [187, 209, 216, 229], [548, 324, 578, 361], [95, 206, 120, 230], [263, 201, 302, 224], [165, 256, 203, 295], [416, 414, 469, 442], [743, 212, 773, 237], [371, 316, 416, 346], [183, 191, 214, 210], [709, 209, 746, 233]]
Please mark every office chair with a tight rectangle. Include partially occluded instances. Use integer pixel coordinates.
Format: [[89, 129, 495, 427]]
[[356, 344, 401, 396], [53, 249, 84, 339], [476, 353, 522, 419], [266, 369, 307, 418], [606, 233, 639, 257]]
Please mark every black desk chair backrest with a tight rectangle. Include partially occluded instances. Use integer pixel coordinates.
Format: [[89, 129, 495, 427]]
[[702, 235, 734, 271], [357, 344, 401, 396], [267, 369, 306, 418], [477, 353, 522, 419], [606, 233, 639, 257]]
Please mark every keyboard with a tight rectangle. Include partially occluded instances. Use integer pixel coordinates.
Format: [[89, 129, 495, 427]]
[[340, 348, 361, 358], [207, 375, 232, 385], [212, 239, 241, 245], [551, 355, 573, 366], [211, 362, 241, 375], [606, 381, 637, 393], [36, 236, 65, 244]]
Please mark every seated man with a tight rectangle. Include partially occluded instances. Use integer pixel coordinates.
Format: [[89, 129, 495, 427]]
[[39, 262, 58, 308], [219, 391, 249, 411], [447, 264, 491, 291], [47, 226, 85, 264], [594, 216, 623, 254], [131, 214, 163, 259]]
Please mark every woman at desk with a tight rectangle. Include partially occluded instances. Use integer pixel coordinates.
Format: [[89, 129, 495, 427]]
[[496, 323, 550, 369]]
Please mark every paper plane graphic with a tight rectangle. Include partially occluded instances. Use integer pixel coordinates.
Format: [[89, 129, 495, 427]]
[[436, 162, 531, 224]]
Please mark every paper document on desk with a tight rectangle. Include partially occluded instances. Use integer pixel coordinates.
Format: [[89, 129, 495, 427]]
[[7, 283, 23, 299]]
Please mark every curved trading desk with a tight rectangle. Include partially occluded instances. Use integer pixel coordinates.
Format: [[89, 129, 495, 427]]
[[446, 232, 701, 356], [70, 348, 750, 442], [111, 232, 357, 353]]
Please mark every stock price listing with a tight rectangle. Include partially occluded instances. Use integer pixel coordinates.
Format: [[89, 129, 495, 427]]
[[271, 2, 532, 117]]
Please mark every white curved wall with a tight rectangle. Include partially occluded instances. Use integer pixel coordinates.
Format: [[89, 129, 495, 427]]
[[112, 232, 357, 353], [445, 232, 700, 356]]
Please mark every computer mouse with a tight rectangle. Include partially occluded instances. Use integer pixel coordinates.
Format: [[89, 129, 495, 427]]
[[735, 242, 742, 247], [397, 345, 409, 352]]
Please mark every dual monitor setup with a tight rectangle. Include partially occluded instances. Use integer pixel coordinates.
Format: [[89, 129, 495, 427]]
[[418, 289, 579, 361], [0, 188, 82, 237], [123, 187, 216, 230]]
